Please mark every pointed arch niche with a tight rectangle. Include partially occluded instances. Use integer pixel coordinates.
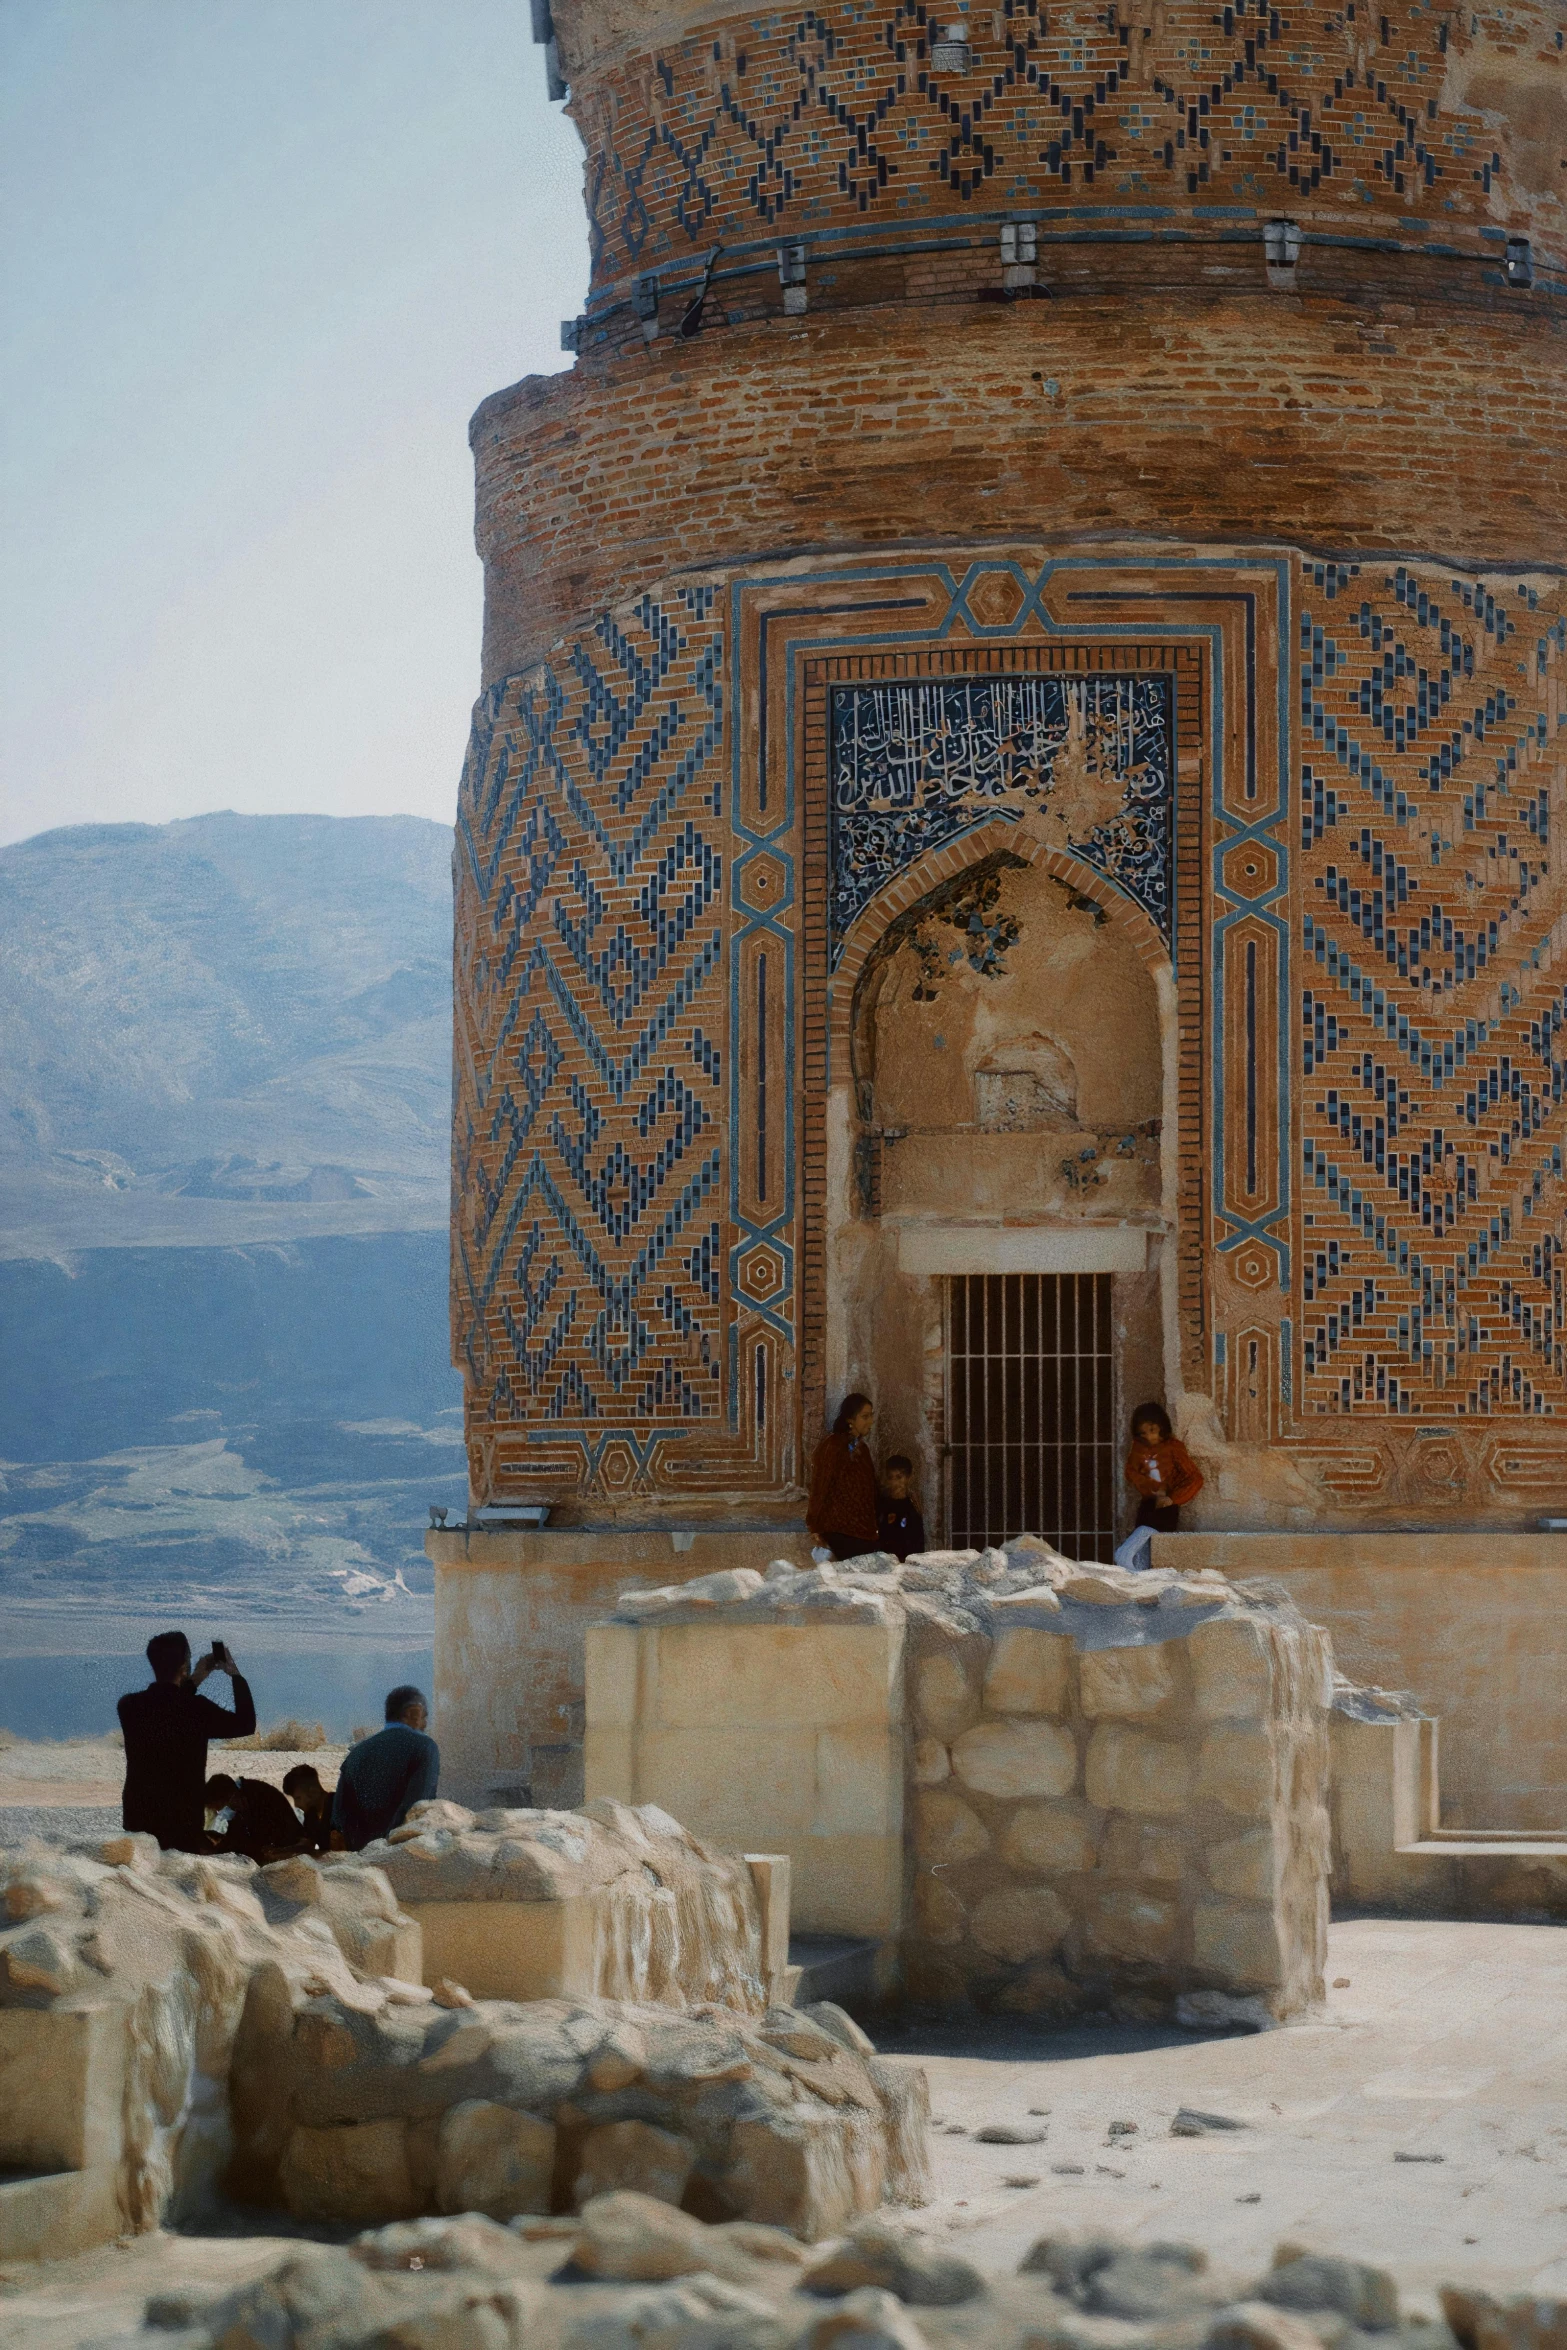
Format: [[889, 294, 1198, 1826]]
[[834, 844, 1177, 1547], [792, 633, 1214, 1549]]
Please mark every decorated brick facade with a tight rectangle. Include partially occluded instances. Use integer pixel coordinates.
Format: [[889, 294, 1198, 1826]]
[[451, 0, 1565, 1531]]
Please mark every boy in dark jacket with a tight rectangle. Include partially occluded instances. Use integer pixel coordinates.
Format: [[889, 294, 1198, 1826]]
[[205, 1771, 307, 1864], [283, 1762, 336, 1852], [877, 1454, 927, 1562]]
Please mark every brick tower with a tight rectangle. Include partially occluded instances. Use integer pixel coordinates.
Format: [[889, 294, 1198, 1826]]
[[433, 0, 1565, 1807]]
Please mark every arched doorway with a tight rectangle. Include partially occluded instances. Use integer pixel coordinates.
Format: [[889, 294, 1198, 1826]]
[[830, 850, 1173, 1560]]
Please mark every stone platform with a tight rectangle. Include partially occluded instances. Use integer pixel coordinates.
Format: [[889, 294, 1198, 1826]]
[[6, 1919, 1563, 2348], [1152, 1534, 1567, 1835]]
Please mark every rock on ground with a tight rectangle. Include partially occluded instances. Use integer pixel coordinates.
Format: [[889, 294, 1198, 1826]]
[[107, 2204, 1558, 2350]]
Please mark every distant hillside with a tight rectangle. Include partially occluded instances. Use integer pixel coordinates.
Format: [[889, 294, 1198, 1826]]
[[0, 811, 453, 1254], [0, 814, 461, 1722]]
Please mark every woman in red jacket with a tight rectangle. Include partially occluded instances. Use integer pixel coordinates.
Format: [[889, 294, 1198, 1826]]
[[1115, 1399, 1203, 1568], [806, 1392, 879, 1561]]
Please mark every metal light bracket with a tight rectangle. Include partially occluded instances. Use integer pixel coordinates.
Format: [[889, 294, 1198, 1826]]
[[1505, 236, 1534, 288], [778, 242, 808, 313], [1001, 219, 1038, 288], [1263, 216, 1302, 288]]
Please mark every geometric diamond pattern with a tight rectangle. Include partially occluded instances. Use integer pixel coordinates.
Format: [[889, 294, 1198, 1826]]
[[1297, 565, 1567, 1416], [578, 0, 1521, 292], [453, 591, 725, 1473]]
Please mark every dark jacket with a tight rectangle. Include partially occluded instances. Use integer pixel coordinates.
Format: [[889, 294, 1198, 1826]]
[[216, 1776, 306, 1864], [806, 1430, 879, 1550], [332, 1723, 440, 1850], [877, 1497, 926, 1563], [119, 1674, 257, 1852], [294, 1795, 334, 1854]]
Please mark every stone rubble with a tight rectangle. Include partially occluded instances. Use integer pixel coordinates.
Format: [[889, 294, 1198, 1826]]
[[0, 1831, 419, 2237], [114, 2199, 1563, 2350], [1330, 1680, 1427, 1726], [339, 1795, 775, 2013], [609, 1541, 1249, 1634], [0, 1820, 929, 2251]]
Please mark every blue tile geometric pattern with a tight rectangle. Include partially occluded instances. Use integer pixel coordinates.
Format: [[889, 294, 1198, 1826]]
[[1296, 565, 1567, 1417], [452, 594, 731, 1491], [574, 0, 1534, 294], [829, 674, 1173, 961], [449, 547, 1567, 1513]]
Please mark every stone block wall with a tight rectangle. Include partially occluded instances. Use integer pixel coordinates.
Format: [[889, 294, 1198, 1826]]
[[0, 1835, 422, 2259], [583, 1550, 1336, 2022], [1328, 1690, 1567, 1920], [1153, 1532, 1567, 1834], [430, 1529, 817, 1812], [231, 1987, 928, 2241], [903, 1578, 1333, 2024], [345, 1796, 792, 2010], [0, 1810, 921, 2259], [585, 1607, 906, 1941]]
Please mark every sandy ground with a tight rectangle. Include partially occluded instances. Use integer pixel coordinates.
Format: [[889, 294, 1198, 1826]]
[[879, 1918, 1567, 2300], [1, 1918, 1563, 2347]]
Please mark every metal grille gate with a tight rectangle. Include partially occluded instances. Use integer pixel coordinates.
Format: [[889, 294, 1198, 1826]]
[[943, 1273, 1116, 1559]]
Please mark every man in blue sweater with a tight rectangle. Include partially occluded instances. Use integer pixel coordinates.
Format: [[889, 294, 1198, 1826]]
[[332, 1685, 440, 1849]]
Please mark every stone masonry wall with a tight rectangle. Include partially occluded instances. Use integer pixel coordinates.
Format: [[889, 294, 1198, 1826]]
[[0, 1813, 928, 2260], [901, 1557, 1333, 2024], [587, 1547, 1335, 2021]]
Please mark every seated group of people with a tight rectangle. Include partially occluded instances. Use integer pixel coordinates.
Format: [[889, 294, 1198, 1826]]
[[118, 1631, 440, 1861], [203, 1759, 335, 1864]]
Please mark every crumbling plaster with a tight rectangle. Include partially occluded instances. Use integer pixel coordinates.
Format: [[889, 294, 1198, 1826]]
[[828, 859, 1173, 1538]]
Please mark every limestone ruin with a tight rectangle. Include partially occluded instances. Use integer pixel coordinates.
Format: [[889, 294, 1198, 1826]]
[[0, 1806, 924, 2262], [350, 1796, 794, 2010], [88, 2196, 1567, 2350], [587, 1548, 1336, 2024]]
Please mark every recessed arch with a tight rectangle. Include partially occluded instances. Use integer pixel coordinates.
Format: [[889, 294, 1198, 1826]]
[[829, 828, 1172, 1078]]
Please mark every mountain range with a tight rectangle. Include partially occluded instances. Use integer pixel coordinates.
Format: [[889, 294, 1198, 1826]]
[[0, 811, 452, 1254], [0, 813, 463, 1732]]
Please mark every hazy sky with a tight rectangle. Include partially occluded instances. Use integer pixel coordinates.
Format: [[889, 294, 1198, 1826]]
[[0, 0, 587, 848]]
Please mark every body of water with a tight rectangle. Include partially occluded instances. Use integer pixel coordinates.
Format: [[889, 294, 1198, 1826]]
[[0, 1644, 436, 1742]]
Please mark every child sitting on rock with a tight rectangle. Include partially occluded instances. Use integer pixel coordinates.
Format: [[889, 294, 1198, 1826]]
[[205, 1771, 311, 1864], [877, 1453, 927, 1561], [1114, 1399, 1203, 1569], [282, 1762, 336, 1852]]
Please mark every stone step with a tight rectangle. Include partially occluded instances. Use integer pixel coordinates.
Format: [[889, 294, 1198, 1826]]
[[1421, 1827, 1567, 1845], [1399, 1838, 1567, 1858], [0, 2165, 119, 2262], [1332, 1711, 1567, 1917], [788, 1932, 882, 2010]]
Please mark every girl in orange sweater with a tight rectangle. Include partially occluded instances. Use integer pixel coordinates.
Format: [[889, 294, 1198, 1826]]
[[1114, 1400, 1203, 1569]]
